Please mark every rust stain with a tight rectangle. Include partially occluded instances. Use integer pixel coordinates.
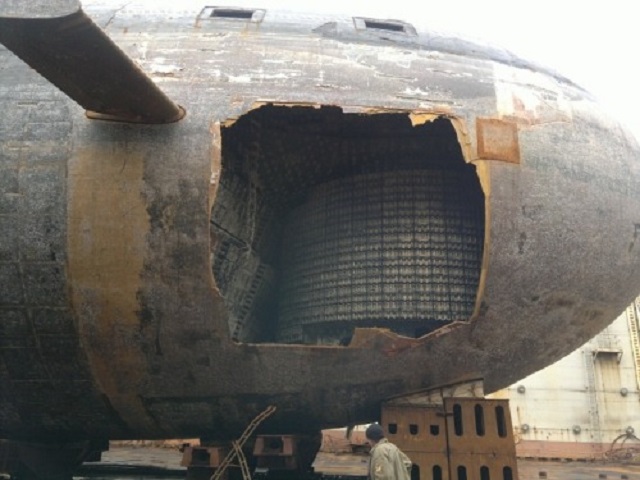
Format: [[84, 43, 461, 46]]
[[440, 115, 490, 321], [67, 146, 156, 433], [408, 111, 449, 126], [209, 121, 224, 298], [466, 120, 497, 323], [348, 324, 464, 355], [476, 117, 520, 164], [349, 328, 421, 356], [472, 160, 491, 320], [408, 112, 439, 124], [209, 121, 222, 211], [502, 93, 572, 126]]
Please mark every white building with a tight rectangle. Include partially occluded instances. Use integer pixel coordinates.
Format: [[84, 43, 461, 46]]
[[490, 299, 640, 459]]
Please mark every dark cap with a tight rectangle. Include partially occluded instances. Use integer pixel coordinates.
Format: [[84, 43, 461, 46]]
[[365, 423, 385, 441]]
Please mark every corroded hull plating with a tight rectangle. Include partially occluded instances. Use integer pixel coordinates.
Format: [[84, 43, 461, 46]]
[[1, 1, 640, 443]]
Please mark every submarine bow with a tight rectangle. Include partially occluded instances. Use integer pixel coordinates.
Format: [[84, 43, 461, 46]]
[[0, 0, 640, 447]]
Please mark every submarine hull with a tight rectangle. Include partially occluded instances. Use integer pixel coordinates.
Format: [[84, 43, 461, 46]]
[[1, 2, 640, 443]]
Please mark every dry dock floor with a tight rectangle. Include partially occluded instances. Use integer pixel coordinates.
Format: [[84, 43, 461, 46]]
[[78, 446, 640, 480]]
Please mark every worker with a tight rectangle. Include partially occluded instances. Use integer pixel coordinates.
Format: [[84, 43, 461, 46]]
[[365, 423, 412, 480]]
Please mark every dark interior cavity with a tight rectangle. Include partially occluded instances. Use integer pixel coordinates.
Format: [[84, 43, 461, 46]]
[[211, 105, 484, 345]]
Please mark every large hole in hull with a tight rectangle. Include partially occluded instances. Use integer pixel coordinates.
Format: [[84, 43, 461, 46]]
[[211, 105, 484, 345]]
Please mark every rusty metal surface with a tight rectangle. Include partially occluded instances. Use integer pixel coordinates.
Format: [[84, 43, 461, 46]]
[[476, 118, 521, 164], [382, 405, 448, 455], [444, 399, 519, 478], [407, 453, 451, 480], [382, 407, 451, 478], [516, 440, 606, 460], [382, 397, 518, 479], [448, 453, 518, 480], [0, 0, 640, 451], [444, 398, 516, 456]]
